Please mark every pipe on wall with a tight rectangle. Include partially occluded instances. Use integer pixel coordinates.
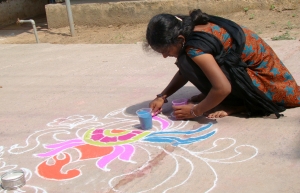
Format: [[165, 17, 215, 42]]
[[17, 19, 40, 43]]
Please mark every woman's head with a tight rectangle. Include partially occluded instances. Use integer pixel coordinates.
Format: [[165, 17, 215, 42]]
[[146, 9, 209, 58]]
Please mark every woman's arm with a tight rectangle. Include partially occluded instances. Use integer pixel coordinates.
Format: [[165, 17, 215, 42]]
[[192, 53, 231, 115], [159, 70, 188, 98], [173, 53, 231, 119], [150, 71, 188, 114]]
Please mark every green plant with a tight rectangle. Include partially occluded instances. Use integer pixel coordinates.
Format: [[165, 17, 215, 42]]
[[271, 31, 296, 41], [113, 33, 125, 43], [244, 7, 249, 13], [270, 4, 275, 10], [271, 21, 276, 25], [249, 14, 255, 20], [287, 21, 293, 29]]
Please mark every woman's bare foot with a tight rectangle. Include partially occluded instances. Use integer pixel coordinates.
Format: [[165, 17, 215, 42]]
[[206, 110, 229, 118], [205, 106, 246, 118]]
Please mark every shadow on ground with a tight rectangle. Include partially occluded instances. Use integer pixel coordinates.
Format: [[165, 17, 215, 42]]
[[293, 131, 300, 159], [125, 86, 218, 125]]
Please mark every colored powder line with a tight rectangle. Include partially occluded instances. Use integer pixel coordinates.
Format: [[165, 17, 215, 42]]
[[44, 138, 83, 149], [118, 144, 135, 161], [38, 141, 85, 157], [152, 116, 170, 130], [97, 146, 124, 170]]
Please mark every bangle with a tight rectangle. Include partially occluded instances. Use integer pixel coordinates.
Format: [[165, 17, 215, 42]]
[[190, 104, 202, 117], [156, 94, 168, 103]]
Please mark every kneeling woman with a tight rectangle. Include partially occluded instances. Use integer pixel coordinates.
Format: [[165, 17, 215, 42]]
[[146, 9, 300, 119]]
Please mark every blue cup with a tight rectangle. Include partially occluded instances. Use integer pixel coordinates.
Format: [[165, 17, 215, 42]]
[[136, 108, 152, 130]]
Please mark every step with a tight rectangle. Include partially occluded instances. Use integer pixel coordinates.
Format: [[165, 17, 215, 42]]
[[45, 0, 299, 28]]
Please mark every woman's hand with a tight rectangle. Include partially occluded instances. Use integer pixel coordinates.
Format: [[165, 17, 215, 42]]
[[172, 103, 196, 120], [149, 97, 164, 116]]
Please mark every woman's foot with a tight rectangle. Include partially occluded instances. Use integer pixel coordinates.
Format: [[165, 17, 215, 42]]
[[205, 105, 246, 118]]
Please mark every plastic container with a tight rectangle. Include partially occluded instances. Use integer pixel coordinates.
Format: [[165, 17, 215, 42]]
[[136, 108, 152, 130]]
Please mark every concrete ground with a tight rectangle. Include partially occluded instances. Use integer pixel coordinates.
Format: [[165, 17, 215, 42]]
[[0, 40, 299, 193]]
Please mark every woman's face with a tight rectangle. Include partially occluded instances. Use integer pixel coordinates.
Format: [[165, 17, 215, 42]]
[[159, 42, 182, 58]]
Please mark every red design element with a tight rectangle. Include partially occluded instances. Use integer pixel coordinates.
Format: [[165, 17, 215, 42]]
[[132, 130, 143, 134], [91, 133, 104, 140], [75, 144, 114, 160], [118, 133, 136, 141], [93, 129, 103, 134], [37, 153, 80, 180], [100, 136, 118, 143], [111, 129, 125, 133]]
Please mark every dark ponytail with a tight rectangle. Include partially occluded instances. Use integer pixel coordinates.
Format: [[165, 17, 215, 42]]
[[189, 9, 210, 25]]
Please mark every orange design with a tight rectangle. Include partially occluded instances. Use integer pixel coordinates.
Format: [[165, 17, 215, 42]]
[[75, 144, 113, 160], [111, 129, 125, 133], [37, 153, 80, 180]]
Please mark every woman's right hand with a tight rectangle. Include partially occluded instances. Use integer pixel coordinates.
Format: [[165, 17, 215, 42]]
[[149, 97, 164, 116]]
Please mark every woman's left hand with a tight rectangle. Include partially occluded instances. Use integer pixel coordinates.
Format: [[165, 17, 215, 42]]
[[172, 103, 195, 120]]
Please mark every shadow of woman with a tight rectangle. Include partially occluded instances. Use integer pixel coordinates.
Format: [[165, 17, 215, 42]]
[[124, 86, 217, 125]]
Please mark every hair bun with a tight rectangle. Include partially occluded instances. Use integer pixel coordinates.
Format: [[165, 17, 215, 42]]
[[189, 9, 209, 25]]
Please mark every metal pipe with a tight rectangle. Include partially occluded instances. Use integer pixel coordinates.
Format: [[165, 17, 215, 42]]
[[17, 19, 40, 43], [65, 0, 75, 37]]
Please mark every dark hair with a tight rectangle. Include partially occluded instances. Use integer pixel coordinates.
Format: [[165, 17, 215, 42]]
[[146, 9, 209, 52]]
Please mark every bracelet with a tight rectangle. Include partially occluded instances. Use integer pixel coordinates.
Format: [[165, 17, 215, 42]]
[[156, 94, 168, 103], [190, 104, 202, 117]]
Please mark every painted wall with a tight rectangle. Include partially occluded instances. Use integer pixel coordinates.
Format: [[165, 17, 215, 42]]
[[45, 0, 300, 28], [0, 0, 48, 27]]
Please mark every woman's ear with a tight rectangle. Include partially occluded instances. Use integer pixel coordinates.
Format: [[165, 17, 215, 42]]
[[177, 35, 185, 44]]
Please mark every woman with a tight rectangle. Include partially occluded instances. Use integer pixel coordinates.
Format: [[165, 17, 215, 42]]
[[146, 9, 300, 119]]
